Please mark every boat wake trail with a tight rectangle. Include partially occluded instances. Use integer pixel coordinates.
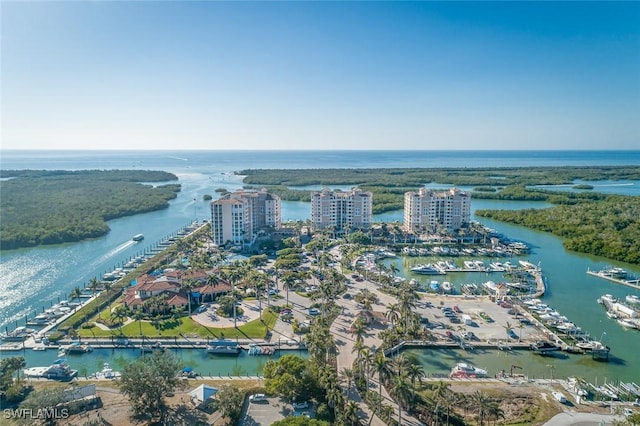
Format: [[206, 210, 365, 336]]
[[97, 240, 136, 263]]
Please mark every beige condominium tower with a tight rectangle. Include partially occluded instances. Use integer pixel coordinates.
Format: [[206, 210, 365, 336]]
[[403, 187, 471, 234], [210, 189, 281, 246], [311, 188, 372, 233]]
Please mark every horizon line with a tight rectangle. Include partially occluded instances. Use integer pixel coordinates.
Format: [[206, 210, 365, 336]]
[[2, 148, 639, 152]]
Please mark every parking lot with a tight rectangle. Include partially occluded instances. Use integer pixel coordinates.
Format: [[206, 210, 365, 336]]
[[417, 294, 543, 344]]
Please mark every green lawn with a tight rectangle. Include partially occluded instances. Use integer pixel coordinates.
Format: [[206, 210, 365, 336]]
[[77, 309, 278, 340]]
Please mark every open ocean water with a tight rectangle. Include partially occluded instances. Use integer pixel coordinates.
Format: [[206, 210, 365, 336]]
[[1, 149, 640, 380]]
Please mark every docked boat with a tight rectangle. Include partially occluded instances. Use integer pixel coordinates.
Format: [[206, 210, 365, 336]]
[[24, 359, 77, 381], [93, 363, 120, 379], [626, 295, 640, 305], [410, 264, 444, 275], [618, 318, 639, 329], [449, 362, 488, 379], [1, 326, 35, 342], [530, 340, 561, 353], [519, 260, 540, 271], [429, 281, 440, 292], [489, 262, 506, 272], [600, 267, 628, 279], [140, 341, 165, 353], [132, 234, 144, 242], [248, 344, 276, 356], [442, 282, 452, 293], [62, 341, 93, 354], [27, 313, 55, 326], [598, 294, 618, 304], [206, 339, 241, 355]]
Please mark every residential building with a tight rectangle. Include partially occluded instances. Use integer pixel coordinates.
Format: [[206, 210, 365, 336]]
[[210, 189, 281, 246], [403, 187, 471, 233], [311, 188, 372, 232]]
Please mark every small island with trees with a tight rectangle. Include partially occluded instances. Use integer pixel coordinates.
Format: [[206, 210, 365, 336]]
[[0, 170, 180, 250]]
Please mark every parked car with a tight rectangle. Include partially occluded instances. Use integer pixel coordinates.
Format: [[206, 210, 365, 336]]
[[293, 401, 309, 409], [249, 394, 266, 403], [453, 305, 462, 313], [308, 308, 320, 316]]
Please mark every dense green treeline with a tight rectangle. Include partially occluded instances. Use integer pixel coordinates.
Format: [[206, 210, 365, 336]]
[[239, 166, 640, 187], [0, 170, 180, 250], [476, 195, 640, 265], [240, 166, 639, 214]]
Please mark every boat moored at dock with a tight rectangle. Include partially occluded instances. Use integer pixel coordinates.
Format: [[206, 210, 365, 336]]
[[24, 358, 77, 381], [1, 326, 35, 342], [449, 362, 488, 378], [626, 295, 640, 305], [410, 264, 444, 275], [206, 339, 241, 355]]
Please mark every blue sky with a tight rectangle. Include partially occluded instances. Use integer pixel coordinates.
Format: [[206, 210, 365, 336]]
[[1, 1, 639, 150]]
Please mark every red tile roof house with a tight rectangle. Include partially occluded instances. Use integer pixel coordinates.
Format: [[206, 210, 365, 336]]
[[122, 272, 232, 311]]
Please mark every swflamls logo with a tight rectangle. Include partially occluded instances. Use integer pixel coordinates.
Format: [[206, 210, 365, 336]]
[[3, 408, 70, 419]]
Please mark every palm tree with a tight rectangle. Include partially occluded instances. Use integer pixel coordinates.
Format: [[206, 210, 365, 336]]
[[469, 390, 492, 426], [442, 391, 465, 426], [110, 305, 128, 329], [327, 384, 344, 413], [487, 402, 505, 426], [517, 322, 525, 342], [87, 277, 100, 295], [373, 352, 393, 396], [69, 286, 82, 301], [503, 321, 514, 340], [182, 279, 198, 316], [351, 317, 368, 344], [385, 303, 401, 328], [205, 273, 220, 303], [407, 363, 426, 397], [390, 374, 412, 426], [280, 271, 297, 306], [222, 264, 244, 328], [343, 400, 360, 426], [431, 380, 452, 425], [133, 309, 144, 337], [359, 347, 375, 390], [392, 353, 410, 377], [340, 367, 354, 390]]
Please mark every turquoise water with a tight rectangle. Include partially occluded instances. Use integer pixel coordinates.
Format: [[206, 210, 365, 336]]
[[7, 347, 306, 377], [1, 150, 639, 380]]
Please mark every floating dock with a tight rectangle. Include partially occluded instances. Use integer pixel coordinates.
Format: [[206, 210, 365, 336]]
[[587, 269, 640, 290]]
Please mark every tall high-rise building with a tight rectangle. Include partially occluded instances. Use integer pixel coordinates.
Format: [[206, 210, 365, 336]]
[[403, 187, 470, 233], [311, 188, 372, 232], [210, 189, 281, 246]]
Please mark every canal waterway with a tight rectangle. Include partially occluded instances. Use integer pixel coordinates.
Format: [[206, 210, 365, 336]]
[[1, 150, 639, 381]]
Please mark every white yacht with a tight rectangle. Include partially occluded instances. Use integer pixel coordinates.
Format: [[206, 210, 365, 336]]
[[449, 362, 488, 378], [626, 295, 640, 305]]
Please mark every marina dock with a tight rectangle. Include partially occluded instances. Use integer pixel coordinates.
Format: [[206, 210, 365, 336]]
[[587, 268, 640, 290]]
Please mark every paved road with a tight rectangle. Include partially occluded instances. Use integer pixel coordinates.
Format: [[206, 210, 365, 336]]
[[543, 412, 619, 426]]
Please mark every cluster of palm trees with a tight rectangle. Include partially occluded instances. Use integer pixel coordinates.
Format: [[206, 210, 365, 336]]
[[425, 382, 505, 426]]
